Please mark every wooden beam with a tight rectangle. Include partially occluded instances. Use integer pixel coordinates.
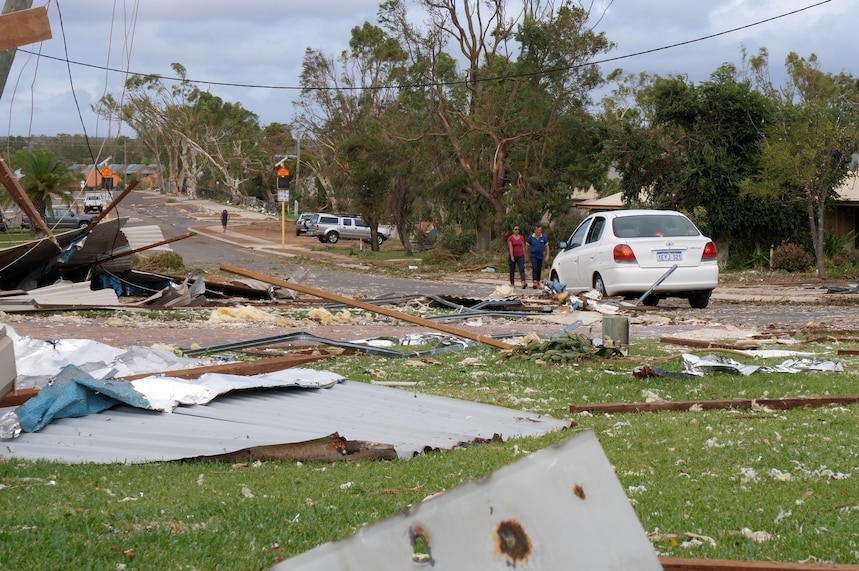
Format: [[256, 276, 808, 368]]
[[0, 355, 330, 406], [0, 158, 59, 248], [660, 557, 859, 570], [220, 264, 513, 350], [119, 353, 329, 381], [0, 387, 38, 408], [659, 336, 759, 350], [0, 6, 51, 51], [571, 395, 859, 414]]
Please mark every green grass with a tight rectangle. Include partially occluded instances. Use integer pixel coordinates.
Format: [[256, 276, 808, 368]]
[[2, 337, 859, 569], [0, 227, 40, 246]]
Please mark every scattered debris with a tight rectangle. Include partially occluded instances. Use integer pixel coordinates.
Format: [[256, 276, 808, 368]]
[[220, 264, 513, 350], [506, 332, 623, 364], [681, 353, 843, 376]]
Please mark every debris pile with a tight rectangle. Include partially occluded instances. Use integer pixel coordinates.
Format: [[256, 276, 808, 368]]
[[506, 332, 623, 364]]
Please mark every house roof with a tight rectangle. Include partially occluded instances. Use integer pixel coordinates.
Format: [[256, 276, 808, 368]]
[[575, 191, 625, 211], [836, 173, 859, 203]]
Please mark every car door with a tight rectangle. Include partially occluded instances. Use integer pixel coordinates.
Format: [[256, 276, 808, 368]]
[[340, 218, 356, 239], [553, 217, 593, 289], [575, 215, 608, 285]]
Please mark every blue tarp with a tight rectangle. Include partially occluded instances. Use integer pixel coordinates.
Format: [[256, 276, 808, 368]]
[[15, 365, 150, 432]]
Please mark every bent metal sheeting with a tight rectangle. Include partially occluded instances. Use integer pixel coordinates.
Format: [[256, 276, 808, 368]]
[[0, 370, 570, 464]]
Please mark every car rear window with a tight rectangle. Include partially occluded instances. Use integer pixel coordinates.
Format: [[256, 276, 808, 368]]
[[319, 216, 338, 224], [613, 215, 700, 238]]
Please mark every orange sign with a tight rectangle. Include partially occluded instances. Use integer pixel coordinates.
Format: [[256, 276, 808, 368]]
[[100, 166, 113, 177], [276, 167, 289, 177]]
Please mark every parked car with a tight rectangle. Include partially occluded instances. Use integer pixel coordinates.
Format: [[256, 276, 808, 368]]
[[21, 207, 94, 230], [83, 191, 111, 213], [295, 212, 317, 236], [549, 209, 718, 308], [307, 213, 394, 245], [0, 212, 7, 232]]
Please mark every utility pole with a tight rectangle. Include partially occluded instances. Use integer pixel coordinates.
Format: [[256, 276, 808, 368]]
[[0, 0, 35, 99]]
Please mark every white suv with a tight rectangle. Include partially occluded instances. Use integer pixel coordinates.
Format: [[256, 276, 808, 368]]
[[307, 213, 393, 245]]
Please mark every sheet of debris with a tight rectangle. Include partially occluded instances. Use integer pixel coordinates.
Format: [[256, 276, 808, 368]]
[[0, 325, 570, 463], [679, 353, 843, 376], [273, 430, 662, 570]]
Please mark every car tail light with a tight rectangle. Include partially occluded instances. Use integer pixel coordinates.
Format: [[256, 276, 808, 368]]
[[613, 244, 636, 262], [702, 241, 718, 260]]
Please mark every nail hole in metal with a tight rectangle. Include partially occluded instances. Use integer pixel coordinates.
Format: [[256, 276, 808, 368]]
[[496, 520, 531, 560]]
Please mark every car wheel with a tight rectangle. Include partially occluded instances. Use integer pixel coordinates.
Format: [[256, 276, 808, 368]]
[[376, 234, 385, 245], [689, 290, 712, 309], [593, 273, 607, 296], [326, 232, 340, 244], [78, 221, 90, 228], [295, 228, 301, 236]]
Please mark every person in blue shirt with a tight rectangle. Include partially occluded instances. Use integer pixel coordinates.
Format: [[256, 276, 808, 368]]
[[525, 225, 550, 289]]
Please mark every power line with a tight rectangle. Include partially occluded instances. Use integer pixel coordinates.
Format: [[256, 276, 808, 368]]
[[14, 0, 834, 93]]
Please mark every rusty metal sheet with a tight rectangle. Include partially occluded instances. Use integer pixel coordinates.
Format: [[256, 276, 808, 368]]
[[272, 430, 662, 571]]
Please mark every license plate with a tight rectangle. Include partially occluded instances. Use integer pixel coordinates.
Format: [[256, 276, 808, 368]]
[[656, 250, 682, 262]]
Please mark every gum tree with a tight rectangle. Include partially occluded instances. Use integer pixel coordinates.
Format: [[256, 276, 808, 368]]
[[381, 0, 615, 250], [745, 50, 859, 279]]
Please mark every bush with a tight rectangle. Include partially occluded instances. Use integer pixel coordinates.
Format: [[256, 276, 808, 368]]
[[770, 243, 813, 273], [436, 227, 476, 259], [831, 248, 859, 267], [824, 231, 856, 259]]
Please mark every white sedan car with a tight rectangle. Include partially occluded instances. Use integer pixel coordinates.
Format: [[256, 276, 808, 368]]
[[549, 210, 718, 308]]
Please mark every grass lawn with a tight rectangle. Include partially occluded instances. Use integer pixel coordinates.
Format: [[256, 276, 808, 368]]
[[2, 331, 858, 569]]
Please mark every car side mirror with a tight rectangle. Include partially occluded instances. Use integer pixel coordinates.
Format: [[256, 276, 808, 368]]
[[557, 241, 567, 249]]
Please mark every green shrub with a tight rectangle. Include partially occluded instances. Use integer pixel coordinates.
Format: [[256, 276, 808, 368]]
[[770, 242, 813, 273], [831, 248, 859, 267], [824, 231, 855, 259], [436, 227, 476, 258]]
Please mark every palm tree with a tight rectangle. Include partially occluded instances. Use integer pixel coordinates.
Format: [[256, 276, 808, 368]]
[[7, 148, 76, 232]]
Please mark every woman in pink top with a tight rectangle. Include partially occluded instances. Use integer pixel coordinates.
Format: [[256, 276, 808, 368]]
[[507, 225, 527, 289]]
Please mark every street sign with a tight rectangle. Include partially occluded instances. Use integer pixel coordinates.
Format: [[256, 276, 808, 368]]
[[277, 190, 290, 202]]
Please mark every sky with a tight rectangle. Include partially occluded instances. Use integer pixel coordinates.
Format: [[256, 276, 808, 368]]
[[1, 0, 856, 138]]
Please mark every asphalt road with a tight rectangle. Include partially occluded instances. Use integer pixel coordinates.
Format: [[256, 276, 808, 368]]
[[117, 190, 507, 299]]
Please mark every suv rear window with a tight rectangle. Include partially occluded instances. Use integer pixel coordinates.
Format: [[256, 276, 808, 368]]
[[318, 216, 338, 225]]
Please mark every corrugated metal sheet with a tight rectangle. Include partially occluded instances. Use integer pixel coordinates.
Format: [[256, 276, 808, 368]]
[[0, 280, 119, 310], [120, 225, 172, 252], [0, 380, 569, 464]]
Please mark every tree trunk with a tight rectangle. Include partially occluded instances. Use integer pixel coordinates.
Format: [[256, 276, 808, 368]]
[[807, 191, 827, 279]]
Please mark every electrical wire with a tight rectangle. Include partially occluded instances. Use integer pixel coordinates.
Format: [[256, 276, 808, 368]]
[[11, 0, 835, 94]]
